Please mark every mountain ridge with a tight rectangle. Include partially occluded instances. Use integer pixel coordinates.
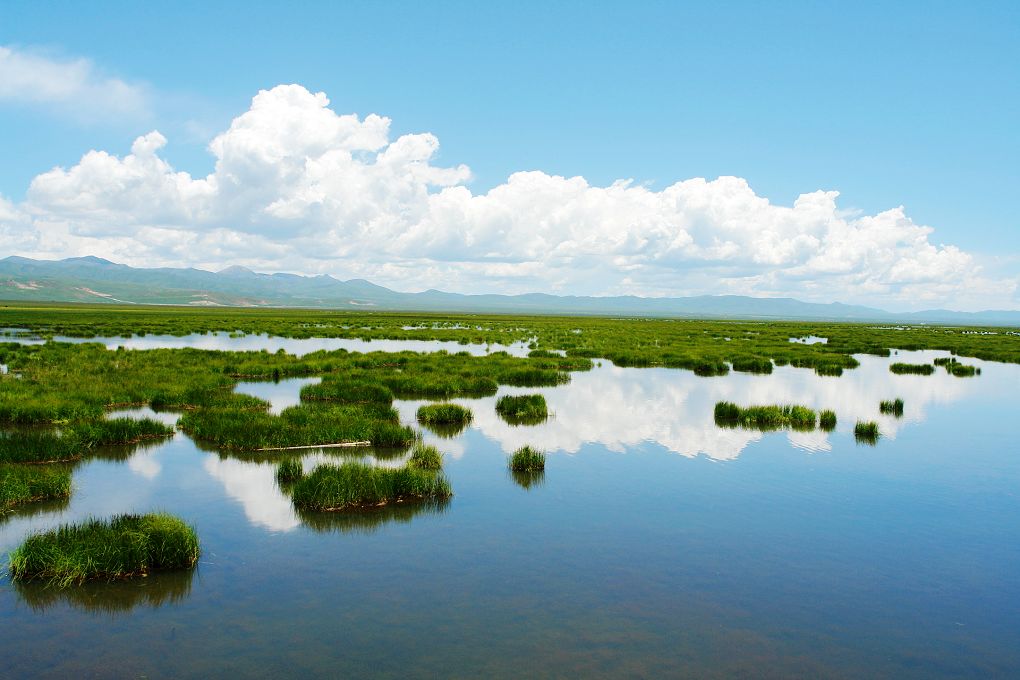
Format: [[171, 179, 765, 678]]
[[2, 255, 1018, 326]]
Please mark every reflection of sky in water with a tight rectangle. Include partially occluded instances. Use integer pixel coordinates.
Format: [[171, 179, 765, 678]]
[[400, 350, 984, 461], [9, 332, 532, 357], [234, 377, 321, 414]]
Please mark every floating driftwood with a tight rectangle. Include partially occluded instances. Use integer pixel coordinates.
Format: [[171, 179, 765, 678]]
[[255, 441, 372, 452]]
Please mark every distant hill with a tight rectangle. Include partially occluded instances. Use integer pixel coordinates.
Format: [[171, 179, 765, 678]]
[[2, 255, 1019, 326]]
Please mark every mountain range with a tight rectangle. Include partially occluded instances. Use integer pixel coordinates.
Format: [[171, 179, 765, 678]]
[[2, 255, 1018, 326]]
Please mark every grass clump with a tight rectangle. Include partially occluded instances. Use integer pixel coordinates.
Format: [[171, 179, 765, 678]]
[[819, 410, 837, 430], [713, 402, 817, 430], [408, 443, 443, 470], [495, 394, 549, 425], [275, 458, 304, 484], [854, 421, 880, 444], [1, 464, 72, 512], [0, 431, 82, 464], [289, 462, 452, 511], [8, 513, 200, 586], [72, 417, 174, 447], [416, 403, 473, 427], [879, 398, 905, 416], [508, 445, 546, 472], [730, 357, 773, 374], [889, 363, 935, 375]]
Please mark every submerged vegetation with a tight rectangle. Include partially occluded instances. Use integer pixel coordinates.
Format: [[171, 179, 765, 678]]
[[288, 462, 452, 512], [880, 399, 905, 416], [508, 445, 546, 472], [495, 394, 549, 425], [854, 421, 881, 444], [0, 464, 72, 512], [8, 513, 200, 586], [714, 402, 817, 430]]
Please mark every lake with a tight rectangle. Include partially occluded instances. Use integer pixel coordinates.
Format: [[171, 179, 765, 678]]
[[1, 347, 1018, 677]]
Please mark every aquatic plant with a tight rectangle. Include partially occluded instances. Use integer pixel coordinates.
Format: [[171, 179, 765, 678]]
[[854, 421, 880, 444], [416, 403, 473, 426], [0, 431, 82, 464], [8, 513, 200, 586], [879, 399, 905, 416], [950, 363, 978, 377], [730, 357, 773, 374], [408, 443, 443, 470], [289, 462, 452, 511], [508, 445, 546, 472], [889, 363, 935, 375], [299, 379, 393, 404], [275, 458, 304, 484], [1, 464, 72, 512], [495, 394, 549, 425], [713, 402, 817, 430], [819, 410, 837, 430], [72, 417, 174, 447]]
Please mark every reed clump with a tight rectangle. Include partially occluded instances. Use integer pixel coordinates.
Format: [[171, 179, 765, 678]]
[[819, 410, 837, 430], [275, 458, 304, 484], [713, 402, 817, 430], [408, 443, 443, 470], [416, 403, 473, 427], [495, 394, 548, 425], [289, 462, 452, 511], [889, 363, 935, 375], [879, 399, 905, 416], [1, 464, 72, 512], [8, 513, 200, 586], [854, 421, 880, 444], [508, 445, 546, 472]]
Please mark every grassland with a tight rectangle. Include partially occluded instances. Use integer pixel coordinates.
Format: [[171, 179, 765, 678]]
[[1, 464, 72, 512]]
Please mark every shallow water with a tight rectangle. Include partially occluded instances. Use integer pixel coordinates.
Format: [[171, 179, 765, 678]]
[[2, 350, 1018, 678], [3, 331, 533, 357]]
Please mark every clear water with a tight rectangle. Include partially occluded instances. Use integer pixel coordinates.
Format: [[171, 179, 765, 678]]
[[2, 350, 1018, 677], [3, 332, 533, 357]]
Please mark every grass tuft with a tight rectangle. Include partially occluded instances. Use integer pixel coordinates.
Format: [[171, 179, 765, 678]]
[[416, 403, 473, 427], [714, 402, 817, 430], [275, 458, 304, 484], [819, 410, 837, 431], [408, 443, 443, 470], [890, 363, 935, 375], [854, 420, 880, 444], [508, 445, 546, 472], [879, 398, 905, 416], [8, 513, 200, 586], [289, 462, 452, 511], [495, 394, 549, 425], [1, 464, 72, 512]]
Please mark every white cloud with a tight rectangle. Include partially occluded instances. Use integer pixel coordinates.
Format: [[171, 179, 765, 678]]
[[3, 83, 1014, 310], [0, 45, 149, 120]]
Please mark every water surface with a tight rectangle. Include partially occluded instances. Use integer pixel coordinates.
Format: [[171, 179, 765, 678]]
[[1, 349, 1018, 678]]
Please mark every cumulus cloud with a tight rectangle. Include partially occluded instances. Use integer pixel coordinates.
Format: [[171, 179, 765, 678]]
[[3, 83, 1012, 309], [0, 45, 148, 120]]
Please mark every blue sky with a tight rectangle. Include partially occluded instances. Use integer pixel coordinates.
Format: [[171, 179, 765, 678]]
[[1, 1, 1018, 309]]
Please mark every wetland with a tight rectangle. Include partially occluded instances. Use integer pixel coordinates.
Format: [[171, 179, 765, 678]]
[[1, 304, 1019, 677]]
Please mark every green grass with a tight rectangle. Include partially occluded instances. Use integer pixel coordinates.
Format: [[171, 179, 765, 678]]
[[8, 513, 200, 586], [819, 410, 837, 430], [713, 402, 817, 430], [854, 420, 880, 444], [889, 363, 935, 375], [72, 417, 174, 446], [408, 443, 443, 470], [416, 403, 473, 427], [949, 363, 979, 377], [508, 445, 546, 472], [879, 398, 905, 416], [495, 394, 549, 425], [275, 458, 304, 484], [730, 357, 773, 374], [289, 462, 452, 511], [1, 464, 72, 512], [0, 431, 82, 464]]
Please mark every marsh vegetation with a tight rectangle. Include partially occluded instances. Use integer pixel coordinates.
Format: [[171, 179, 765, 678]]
[[495, 394, 549, 425], [508, 445, 546, 472], [714, 402, 817, 430], [8, 513, 200, 586]]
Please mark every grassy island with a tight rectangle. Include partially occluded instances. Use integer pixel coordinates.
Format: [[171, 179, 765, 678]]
[[508, 445, 546, 472], [8, 513, 200, 586], [495, 394, 549, 424], [1, 464, 72, 512], [714, 402, 817, 430], [288, 462, 452, 511]]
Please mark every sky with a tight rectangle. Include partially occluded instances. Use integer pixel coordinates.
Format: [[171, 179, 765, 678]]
[[0, 0, 1018, 311]]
